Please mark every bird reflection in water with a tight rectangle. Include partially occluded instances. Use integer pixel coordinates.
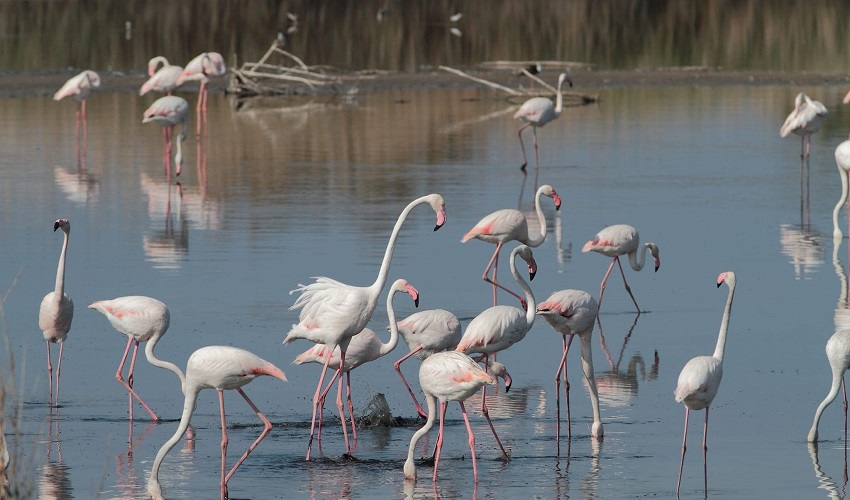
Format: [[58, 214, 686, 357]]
[[595, 315, 659, 410], [39, 408, 72, 500], [808, 442, 848, 500], [552, 438, 602, 500], [141, 173, 188, 270], [780, 223, 824, 280], [113, 421, 157, 499], [54, 165, 99, 206]]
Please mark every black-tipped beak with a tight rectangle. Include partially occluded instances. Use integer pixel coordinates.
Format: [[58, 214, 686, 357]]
[[53, 222, 60, 231], [414, 297, 420, 307], [716, 282, 721, 288], [504, 374, 512, 392]]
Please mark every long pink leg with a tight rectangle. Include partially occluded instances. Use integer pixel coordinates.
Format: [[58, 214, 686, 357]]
[[480, 355, 510, 461], [433, 401, 447, 482], [115, 338, 160, 421], [555, 334, 575, 449], [459, 401, 480, 483], [219, 391, 229, 499], [702, 407, 710, 495], [317, 367, 343, 448], [597, 257, 619, 308], [532, 126, 540, 189], [518, 123, 532, 171], [55, 342, 64, 407], [395, 347, 428, 418], [676, 408, 690, 495], [81, 99, 88, 153], [482, 243, 527, 308], [335, 373, 351, 453], [306, 351, 336, 460], [46, 341, 54, 404], [843, 379, 847, 437], [74, 105, 81, 153], [615, 257, 641, 313], [196, 81, 208, 137], [223, 389, 274, 488], [344, 371, 358, 451]]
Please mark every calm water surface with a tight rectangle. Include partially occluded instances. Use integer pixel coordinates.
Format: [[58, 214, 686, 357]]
[[3, 82, 850, 499]]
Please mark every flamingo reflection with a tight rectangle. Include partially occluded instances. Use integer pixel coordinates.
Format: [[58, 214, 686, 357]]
[[808, 442, 847, 500], [780, 223, 824, 280], [39, 409, 72, 500], [54, 165, 99, 205]]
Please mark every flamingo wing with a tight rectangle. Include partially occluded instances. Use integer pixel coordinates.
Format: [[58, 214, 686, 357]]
[[462, 209, 527, 243]]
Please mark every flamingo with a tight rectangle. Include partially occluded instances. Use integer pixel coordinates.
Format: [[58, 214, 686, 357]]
[[781, 92, 828, 167], [514, 72, 572, 186], [808, 329, 850, 443], [292, 279, 420, 455], [462, 184, 560, 306], [582, 224, 660, 313], [176, 52, 226, 136], [140, 56, 184, 96], [284, 193, 446, 460], [393, 309, 463, 418], [833, 140, 850, 241], [53, 70, 101, 152], [147, 345, 286, 500], [403, 351, 496, 483], [39, 219, 73, 406], [143, 96, 189, 178], [674, 271, 737, 495], [455, 244, 537, 460], [536, 289, 603, 445], [88, 296, 186, 421]]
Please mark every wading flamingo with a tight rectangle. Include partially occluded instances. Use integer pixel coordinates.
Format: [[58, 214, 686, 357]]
[[462, 184, 560, 306], [807, 329, 850, 443], [140, 56, 184, 96], [293, 279, 419, 455], [781, 92, 828, 194], [582, 224, 660, 313], [147, 345, 286, 500], [833, 140, 850, 241], [674, 271, 736, 495], [54, 70, 101, 153], [536, 289, 603, 445], [455, 244, 537, 460], [39, 219, 73, 406], [143, 96, 189, 178], [176, 52, 226, 136], [88, 296, 186, 421], [284, 194, 446, 460], [403, 351, 496, 483], [514, 73, 572, 186], [394, 308, 462, 418]]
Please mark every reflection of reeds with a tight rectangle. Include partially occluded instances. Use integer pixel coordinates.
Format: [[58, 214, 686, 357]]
[[0, 270, 36, 499], [1, 1, 850, 73]]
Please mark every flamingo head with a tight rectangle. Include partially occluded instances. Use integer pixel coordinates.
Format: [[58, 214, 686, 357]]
[[53, 219, 70, 234], [392, 278, 420, 308], [428, 194, 447, 231], [540, 184, 562, 211], [717, 271, 735, 289], [513, 244, 536, 280], [488, 361, 512, 392], [646, 243, 661, 272]]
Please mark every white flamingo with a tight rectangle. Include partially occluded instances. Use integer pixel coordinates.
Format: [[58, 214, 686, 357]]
[[39, 219, 73, 406]]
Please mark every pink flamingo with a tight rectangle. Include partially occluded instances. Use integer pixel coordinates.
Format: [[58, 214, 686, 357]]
[[88, 296, 186, 422], [514, 73, 571, 186], [808, 329, 850, 443], [462, 184, 560, 306], [147, 345, 286, 500], [781, 92, 828, 198], [176, 52, 226, 136], [39, 219, 73, 406], [832, 140, 850, 241], [143, 96, 189, 178], [403, 351, 496, 483], [455, 244, 537, 460], [293, 279, 420, 455], [140, 56, 184, 96], [674, 271, 736, 495], [53, 70, 101, 155], [284, 194, 447, 460], [394, 309, 463, 418], [536, 289, 603, 446], [582, 224, 660, 313]]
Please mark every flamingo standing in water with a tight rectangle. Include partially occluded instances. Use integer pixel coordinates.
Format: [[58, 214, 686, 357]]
[[536, 289, 603, 445], [140, 56, 184, 96], [514, 73, 572, 186], [674, 271, 737, 495], [143, 96, 189, 178], [832, 140, 850, 242], [54, 70, 101, 155], [455, 244, 537, 460], [284, 194, 447, 460], [176, 52, 226, 136], [403, 351, 496, 483], [393, 308, 462, 418], [147, 345, 286, 500], [462, 184, 560, 306], [582, 224, 660, 313], [807, 329, 850, 443], [293, 279, 420, 455], [88, 296, 186, 421], [781, 92, 828, 195], [39, 219, 73, 406]]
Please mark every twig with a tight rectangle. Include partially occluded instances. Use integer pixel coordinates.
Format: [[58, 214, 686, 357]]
[[438, 65, 522, 96]]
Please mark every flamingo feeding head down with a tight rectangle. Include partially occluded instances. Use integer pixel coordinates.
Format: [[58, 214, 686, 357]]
[[39, 218, 74, 406], [143, 96, 189, 177], [284, 193, 446, 460], [674, 271, 736, 495]]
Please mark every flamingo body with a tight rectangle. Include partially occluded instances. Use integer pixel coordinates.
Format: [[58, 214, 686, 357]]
[[140, 56, 184, 96], [53, 70, 101, 102], [39, 219, 73, 406], [397, 309, 462, 359], [808, 329, 850, 442], [147, 346, 286, 500], [514, 73, 571, 178], [143, 96, 189, 177], [780, 92, 827, 139]]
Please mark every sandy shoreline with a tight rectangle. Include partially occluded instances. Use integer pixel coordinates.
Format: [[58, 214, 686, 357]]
[[3, 66, 849, 99]]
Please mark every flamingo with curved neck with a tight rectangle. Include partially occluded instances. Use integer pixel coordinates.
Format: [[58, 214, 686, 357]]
[[293, 278, 419, 454], [143, 96, 189, 178], [39, 219, 74, 406], [514, 73, 572, 186], [285, 193, 446, 460], [462, 184, 560, 306], [140, 56, 184, 96], [582, 223, 661, 313]]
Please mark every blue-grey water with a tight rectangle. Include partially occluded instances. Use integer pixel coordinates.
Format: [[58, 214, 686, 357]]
[[3, 80, 850, 499]]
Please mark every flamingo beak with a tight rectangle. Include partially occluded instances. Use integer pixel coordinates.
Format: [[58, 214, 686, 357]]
[[553, 193, 562, 211], [434, 206, 447, 231]]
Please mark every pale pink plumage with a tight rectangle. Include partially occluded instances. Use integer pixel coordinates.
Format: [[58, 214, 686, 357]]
[[88, 296, 185, 421], [807, 329, 850, 442], [462, 184, 560, 306], [284, 194, 446, 460], [403, 351, 496, 483], [54, 70, 100, 152], [39, 219, 73, 407], [674, 271, 736, 495], [143, 96, 189, 177], [536, 289, 603, 444], [513, 73, 571, 185], [147, 345, 286, 500], [140, 56, 184, 96], [582, 224, 660, 313], [176, 52, 227, 136]]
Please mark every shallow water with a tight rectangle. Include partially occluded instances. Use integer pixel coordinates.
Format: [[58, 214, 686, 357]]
[[3, 81, 850, 499]]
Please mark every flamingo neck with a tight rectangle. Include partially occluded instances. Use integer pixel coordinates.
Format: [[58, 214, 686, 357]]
[[145, 335, 187, 393], [627, 243, 650, 271], [510, 251, 536, 327], [713, 277, 736, 361], [380, 289, 401, 357], [578, 331, 603, 438], [808, 370, 844, 442], [404, 392, 437, 480], [148, 56, 169, 76], [372, 196, 430, 291], [554, 76, 565, 116], [833, 166, 848, 241], [174, 121, 188, 175], [54, 231, 69, 298], [148, 386, 199, 497], [526, 188, 549, 247]]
